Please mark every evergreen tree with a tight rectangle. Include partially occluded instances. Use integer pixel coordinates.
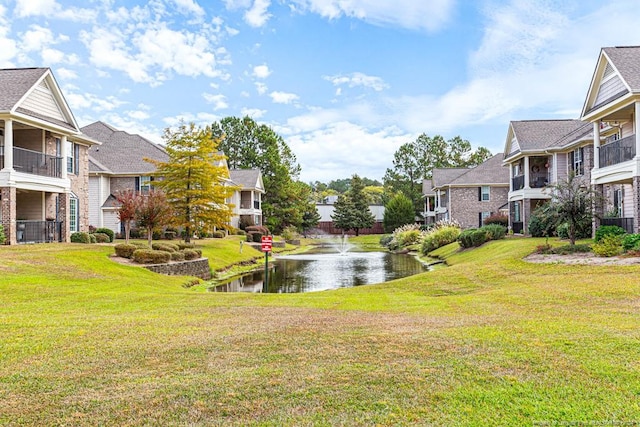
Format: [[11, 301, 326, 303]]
[[146, 121, 237, 243], [331, 175, 375, 236], [383, 193, 416, 233]]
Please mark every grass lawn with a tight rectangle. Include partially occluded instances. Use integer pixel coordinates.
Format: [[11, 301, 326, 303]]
[[1, 237, 639, 425]]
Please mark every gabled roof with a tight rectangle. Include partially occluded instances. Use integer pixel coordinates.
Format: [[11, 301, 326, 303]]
[[83, 121, 168, 175], [448, 154, 509, 186], [0, 67, 79, 132], [229, 169, 264, 192], [431, 168, 468, 190], [602, 46, 640, 92], [506, 119, 588, 155]]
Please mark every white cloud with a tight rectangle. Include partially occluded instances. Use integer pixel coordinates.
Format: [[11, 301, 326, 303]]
[[172, 0, 206, 17], [203, 93, 229, 110], [324, 72, 388, 91], [0, 5, 17, 66], [289, 0, 455, 32], [253, 64, 271, 79], [14, 0, 96, 21], [57, 68, 77, 80], [270, 91, 299, 104], [127, 110, 151, 120], [244, 0, 271, 27], [241, 108, 266, 118], [255, 82, 268, 95], [163, 112, 222, 128]]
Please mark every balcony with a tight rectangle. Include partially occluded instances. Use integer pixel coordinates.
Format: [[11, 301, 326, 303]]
[[599, 134, 636, 168], [240, 200, 261, 210], [16, 220, 63, 244], [0, 146, 63, 178], [512, 175, 525, 191]]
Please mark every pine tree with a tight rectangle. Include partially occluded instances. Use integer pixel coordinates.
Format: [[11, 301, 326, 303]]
[[331, 175, 375, 236], [146, 122, 237, 243], [383, 193, 416, 233]]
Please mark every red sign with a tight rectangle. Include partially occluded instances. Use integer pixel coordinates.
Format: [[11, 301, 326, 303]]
[[261, 235, 273, 252]]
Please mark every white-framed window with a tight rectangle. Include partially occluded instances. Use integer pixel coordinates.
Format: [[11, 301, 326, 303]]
[[480, 211, 491, 227], [69, 195, 79, 232], [481, 186, 490, 201], [570, 147, 584, 176], [138, 176, 152, 194], [67, 141, 80, 174]]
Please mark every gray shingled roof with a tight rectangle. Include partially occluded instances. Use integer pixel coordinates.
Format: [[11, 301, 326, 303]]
[[511, 119, 588, 151], [83, 121, 168, 174], [603, 46, 640, 92], [448, 153, 509, 186], [0, 68, 48, 112], [229, 169, 263, 191], [431, 168, 468, 189]]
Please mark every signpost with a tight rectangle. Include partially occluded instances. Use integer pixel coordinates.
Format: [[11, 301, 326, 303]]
[[261, 236, 272, 292]]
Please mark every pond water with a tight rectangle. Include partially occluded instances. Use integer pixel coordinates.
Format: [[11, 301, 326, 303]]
[[211, 249, 428, 293]]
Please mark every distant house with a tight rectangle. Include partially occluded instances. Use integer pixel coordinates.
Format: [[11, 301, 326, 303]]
[[228, 169, 265, 228], [82, 121, 169, 234], [316, 201, 384, 235], [0, 67, 100, 244], [423, 154, 510, 229]]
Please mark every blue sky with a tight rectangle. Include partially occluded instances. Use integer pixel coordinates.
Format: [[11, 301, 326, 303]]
[[1, 0, 640, 182]]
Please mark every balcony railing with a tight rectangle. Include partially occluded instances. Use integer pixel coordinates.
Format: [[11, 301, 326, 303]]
[[16, 220, 63, 244], [0, 146, 63, 178], [512, 175, 525, 191], [601, 217, 634, 234], [599, 134, 636, 168]]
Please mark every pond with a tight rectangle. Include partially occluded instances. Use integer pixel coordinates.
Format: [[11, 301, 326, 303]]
[[211, 249, 428, 293]]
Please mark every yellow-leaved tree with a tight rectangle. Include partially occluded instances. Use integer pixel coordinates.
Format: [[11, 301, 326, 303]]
[[146, 122, 238, 243]]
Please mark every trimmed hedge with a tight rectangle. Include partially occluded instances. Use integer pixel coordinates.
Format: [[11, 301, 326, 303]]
[[458, 229, 488, 248], [93, 232, 111, 243], [182, 249, 199, 260], [177, 242, 196, 250], [152, 242, 179, 252], [170, 251, 186, 261], [114, 243, 138, 258], [212, 231, 226, 238], [132, 249, 171, 264], [94, 227, 115, 242], [71, 232, 92, 244], [594, 225, 626, 243]]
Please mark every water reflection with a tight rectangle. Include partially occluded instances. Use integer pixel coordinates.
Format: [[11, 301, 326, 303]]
[[211, 251, 427, 293]]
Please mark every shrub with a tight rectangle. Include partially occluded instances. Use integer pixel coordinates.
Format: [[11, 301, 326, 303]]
[[94, 227, 115, 242], [483, 213, 509, 227], [528, 211, 555, 238], [89, 233, 97, 243], [212, 231, 226, 239], [281, 226, 299, 241], [93, 232, 110, 243], [152, 242, 179, 252], [114, 243, 138, 258], [549, 243, 592, 255], [592, 234, 624, 257], [481, 224, 507, 241], [177, 242, 196, 250], [379, 235, 393, 247], [249, 231, 264, 243], [0, 225, 5, 245], [70, 232, 92, 244], [236, 229, 246, 236], [421, 223, 461, 254], [535, 242, 553, 254], [246, 225, 270, 235], [458, 229, 488, 249], [170, 251, 186, 261], [164, 230, 177, 240], [132, 249, 171, 264], [622, 233, 640, 252], [594, 225, 626, 243], [182, 249, 199, 260]]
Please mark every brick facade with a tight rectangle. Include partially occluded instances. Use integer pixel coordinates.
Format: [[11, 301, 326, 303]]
[[448, 186, 509, 229]]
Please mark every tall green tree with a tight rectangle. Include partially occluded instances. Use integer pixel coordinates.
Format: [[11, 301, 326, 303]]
[[384, 134, 492, 217], [331, 174, 375, 236], [211, 116, 304, 232], [147, 121, 237, 243], [383, 193, 416, 233]]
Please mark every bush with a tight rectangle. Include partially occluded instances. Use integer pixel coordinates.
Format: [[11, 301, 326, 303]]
[[622, 233, 640, 252], [176, 242, 196, 250], [93, 232, 110, 243], [0, 225, 4, 245], [592, 234, 624, 257], [594, 225, 626, 243], [182, 249, 199, 260], [170, 251, 186, 261], [152, 242, 179, 252], [249, 231, 264, 243], [481, 224, 507, 241], [70, 232, 92, 244], [421, 224, 461, 254], [94, 227, 114, 242], [379, 235, 393, 247], [132, 249, 171, 264], [114, 243, 138, 258], [458, 229, 488, 249], [246, 225, 270, 235], [549, 243, 592, 255], [212, 231, 226, 238], [89, 233, 97, 243], [164, 230, 177, 240], [236, 229, 246, 236], [483, 213, 509, 227]]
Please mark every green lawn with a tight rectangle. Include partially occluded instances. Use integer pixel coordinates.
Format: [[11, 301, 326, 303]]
[[1, 237, 639, 425]]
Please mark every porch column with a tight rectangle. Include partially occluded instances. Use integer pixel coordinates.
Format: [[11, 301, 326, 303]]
[[523, 156, 530, 189], [592, 184, 604, 237], [60, 135, 68, 180], [634, 177, 640, 234], [593, 121, 601, 169], [636, 102, 640, 160], [509, 163, 513, 192], [2, 119, 13, 171], [1, 187, 16, 244], [59, 192, 70, 243]]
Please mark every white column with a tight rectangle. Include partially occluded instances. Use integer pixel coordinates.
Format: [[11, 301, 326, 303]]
[[509, 163, 513, 192], [3, 119, 13, 171], [635, 102, 640, 159], [593, 121, 601, 169], [524, 156, 530, 189], [60, 135, 68, 179]]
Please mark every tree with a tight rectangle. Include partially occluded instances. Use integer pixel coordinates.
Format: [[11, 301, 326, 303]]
[[545, 173, 599, 245], [147, 121, 237, 243], [384, 134, 492, 217], [301, 204, 321, 237], [331, 174, 375, 236], [211, 116, 304, 233], [383, 193, 416, 233], [135, 190, 172, 247], [114, 189, 139, 243]]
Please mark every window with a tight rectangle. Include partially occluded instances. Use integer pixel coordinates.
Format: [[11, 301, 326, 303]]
[[69, 195, 79, 232], [480, 186, 490, 201], [66, 141, 80, 174], [514, 202, 521, 222], [136, 176, 153, 194], [479, 211, 491, 227], [569, 147, 584, 176], [613, 188, 623, 217]]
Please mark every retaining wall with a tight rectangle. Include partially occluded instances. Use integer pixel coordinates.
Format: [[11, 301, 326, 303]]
[[144, 258, 211, 280]]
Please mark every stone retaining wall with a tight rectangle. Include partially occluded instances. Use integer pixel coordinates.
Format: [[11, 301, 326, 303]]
[[144, 258, 211, 280]]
